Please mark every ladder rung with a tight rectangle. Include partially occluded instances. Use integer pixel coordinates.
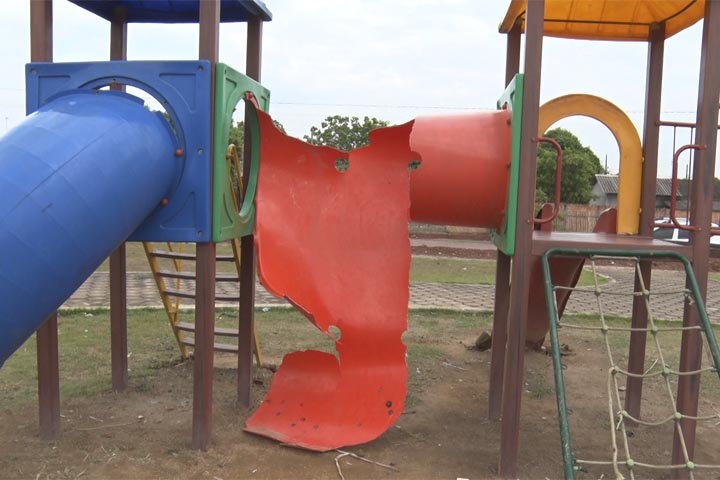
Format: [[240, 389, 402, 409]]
[[157, 270, 240, 282], [175, 321, 240, 337], [150, 250, 235, 262], [163, 288, 195, 300], [181, 336, 238, 353], [164, 288, 240, 302]]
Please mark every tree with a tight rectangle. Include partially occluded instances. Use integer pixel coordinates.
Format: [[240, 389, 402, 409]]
[[229, 119, 244, 148], [225, 119, 286, 202], [536, 128, 605, 204], [228, 118, 286, 151], [303, 115, 389, 151]]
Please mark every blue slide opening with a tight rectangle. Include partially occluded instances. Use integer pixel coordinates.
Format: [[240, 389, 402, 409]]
[[0, 90, 178, 367]]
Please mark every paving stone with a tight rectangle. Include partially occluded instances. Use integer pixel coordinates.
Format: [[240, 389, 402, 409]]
[[61, 266, 720, 323]]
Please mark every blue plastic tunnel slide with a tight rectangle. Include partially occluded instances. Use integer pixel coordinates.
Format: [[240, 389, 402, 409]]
[[0, 90, 178, 367]]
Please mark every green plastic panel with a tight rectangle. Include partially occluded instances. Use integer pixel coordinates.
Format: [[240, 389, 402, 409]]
[[491, 74, 524, 256], [212, 63, 271, 242]]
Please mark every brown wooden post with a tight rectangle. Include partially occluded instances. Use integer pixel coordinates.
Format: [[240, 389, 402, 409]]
[[30, 0, 61, 441], [504, 24, 521, 88], [672, 0, 720, 469], [30, 0, 52, 61], [109, 244, 128, 392], [192, 0, 220, 451], [109, 6, 129, 393], [488, 251, 510, 421], [36, 313, 60, 440], [624, 23, 665, 423], [488, 22, 522, 421], [498, 1, 544, 476], [238, 16, 263, 407]]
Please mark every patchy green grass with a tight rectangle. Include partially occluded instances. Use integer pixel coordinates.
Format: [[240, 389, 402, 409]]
[[10, 307, 716, 414], [410, 257, 495, 284], [410, 256, 605, 286], [556, 314, 720, 397], [96, 242, 239, 273], [97, 244, 606, 287], [0, 309, 491, 409], [0, 309, 177, 409]]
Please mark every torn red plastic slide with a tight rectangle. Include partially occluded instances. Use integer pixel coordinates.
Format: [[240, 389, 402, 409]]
[[245, 108, 416, 451]]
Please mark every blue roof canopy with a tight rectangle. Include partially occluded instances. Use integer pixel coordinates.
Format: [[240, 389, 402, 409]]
[[68, 0, 272, 23]]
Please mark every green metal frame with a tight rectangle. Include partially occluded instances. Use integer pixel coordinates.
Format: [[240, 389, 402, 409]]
[[212, 63, 271, 241], [491, 74, 524, 256], [541, 248, 720, 479]]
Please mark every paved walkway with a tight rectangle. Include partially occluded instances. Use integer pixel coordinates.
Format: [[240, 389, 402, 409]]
[[63, 264, 720, 322]]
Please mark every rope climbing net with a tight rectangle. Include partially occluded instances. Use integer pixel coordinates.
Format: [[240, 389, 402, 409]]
[[541, 249, 720, 480]]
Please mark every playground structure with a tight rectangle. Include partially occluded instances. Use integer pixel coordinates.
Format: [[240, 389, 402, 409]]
[[0, 0, 273, 453], [491, 2, 720, 477], [1, 0, 720, 478]]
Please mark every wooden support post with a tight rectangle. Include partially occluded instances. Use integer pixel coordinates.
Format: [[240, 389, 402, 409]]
[[192, 243, 217, 451], [37, 313, 60, 440], [504, 24, 521, 88], [30, 0, 60, 441], [30, 0, 52, 61], [109, 6, 129, 393], [498, 1, 544, 476], [488, 22, 522, 422], [488, 251, 511, 420], [110, 245, 128, 392], [110, 6, 127, 61], [237, 16, 263, 408], [192, 0, 220, 452], [624, 23, 665, 424], [672, 0, 720, 469]]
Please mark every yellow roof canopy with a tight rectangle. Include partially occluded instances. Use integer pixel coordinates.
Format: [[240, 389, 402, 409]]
[[500, 0, 705, 41]]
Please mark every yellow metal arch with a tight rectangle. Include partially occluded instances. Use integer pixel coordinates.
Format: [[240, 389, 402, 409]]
[[538, 94, 642, 235]]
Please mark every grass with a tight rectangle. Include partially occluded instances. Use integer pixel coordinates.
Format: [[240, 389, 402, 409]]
[[97, 242, 238, 273], [99, 242, 607, 287], [556, 314, 720, 398], [0, 308, 489, 409], [3, 308, 720, 426], [7, 309, 720, 409], [0, 309, 178, 409], [410, 256, 606, 286], [410, 257, 495, 284]]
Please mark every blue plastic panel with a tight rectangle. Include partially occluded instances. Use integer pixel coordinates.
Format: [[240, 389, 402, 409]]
[[0, 90, 177, 367], [26, 61, 213, 241], [68, 0, 272, 23]]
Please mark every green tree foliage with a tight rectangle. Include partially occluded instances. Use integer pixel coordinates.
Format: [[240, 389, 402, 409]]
[[303, 115, 390, 151], [225, 119, 286, 202], [229, 120, 244, 148], [228, 119, 286, 151], [536, 128, 605, 204]]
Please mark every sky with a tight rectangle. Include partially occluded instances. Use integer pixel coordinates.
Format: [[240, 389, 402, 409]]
[[0, 0, 713, 178]]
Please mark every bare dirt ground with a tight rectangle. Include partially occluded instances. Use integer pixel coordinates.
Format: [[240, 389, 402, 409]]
[[2, 314, 720, 480]]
